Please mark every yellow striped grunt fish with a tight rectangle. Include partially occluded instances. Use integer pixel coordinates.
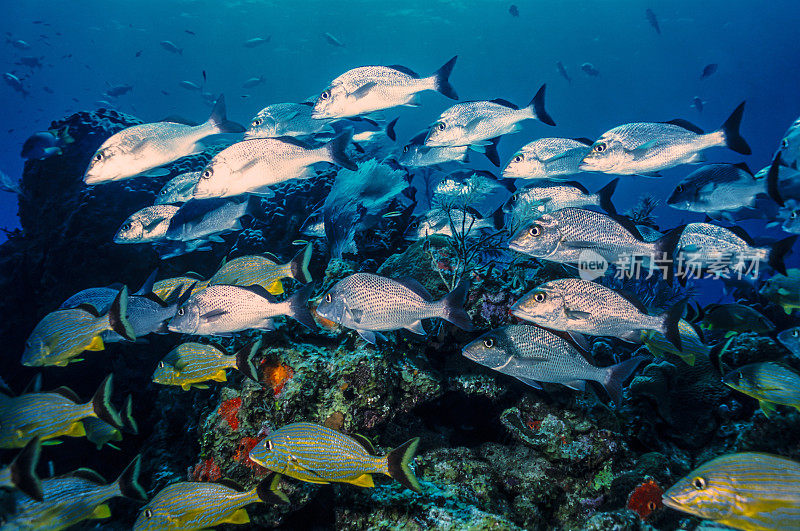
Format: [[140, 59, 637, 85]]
[[723, 362, 800, 417], [641, 319, 707, 366], [662, 452, 800, 531], [21, 287, 134, 367], [208, 243, 313, 296], [249, 422, 421, 492], [152, 340, 262, 390], [133, 476, 287, 530], [760, 268, 800, 314], [0, 375, 125, 448], [152, 275, 209, 305], [0, 437, 43, 501], [4, 455, 146, 531]]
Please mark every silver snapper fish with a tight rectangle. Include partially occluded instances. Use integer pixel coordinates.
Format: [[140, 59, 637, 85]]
[[169, 284, 316, 335], [312, 57, 458, 119], [502, 137, 592, 179], [114, 205, 180, 243], [245, 102, 334, 139], [84, 95, 243, 184], [398, 131, 470, 167], [580, 102, 751, 175], [155, 171, 201, 205], [315, 273, 473, 344], [772, 199, 800, 235], [165, 197, 259, 242], [425, 85, 555, 148], [431, 170, 512, 212], [667, 163, 781, 218], [193, 132, 357, 199], [508, 207, 683, 277], [676, 222, 796, 276], [502, 179, 618, 230], [511, 278, 683, 349], [462, 325, 645, 404], [406, 207, 504, 241]]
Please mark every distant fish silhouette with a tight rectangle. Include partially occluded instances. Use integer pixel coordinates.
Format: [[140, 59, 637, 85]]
[[581, 62, 600, 77], [691, 96, 705, 113], [701, 63, 718, 79], [556, 61, 571, 84], [324, 32, 345, 47], [645, 8, 661, 34], [509, 5, 519, 17]]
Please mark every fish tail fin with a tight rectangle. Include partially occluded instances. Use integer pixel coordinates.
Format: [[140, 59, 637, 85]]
[[661, 300, 686, 351], [602, 356, 647, 405], [654, 225, 686, 283], [718, 101, 751, 155], [207, 94, 246, 134], [385, 117, 399, 141], [386, 437, 421, 492], [122, 394, 137, 434], [285, 283, 317, 330], [432, 55, 458, 100], [256, 473, 290, 505], [767, 152, 785, 206], [596, 178, 619, 215], [768, 236, 797, 276], [286, 243, 313, 283], [107, 286, 135, 342], [438, 279, 474, 331], [528, 84, 556, 126], [234, 339, 262, 383], [9, 437, 43, 502], [325, 131, 358, 171], [115, 455, 147, 502], [91, 375, 123, 430], [484, 136, 501, 167]]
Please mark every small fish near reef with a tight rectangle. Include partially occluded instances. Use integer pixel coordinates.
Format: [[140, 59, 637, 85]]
[[663, 452, 800, 531], [723, 362, 800, 417], [152, 340, 262, 390], [249, 422, 421, 492]]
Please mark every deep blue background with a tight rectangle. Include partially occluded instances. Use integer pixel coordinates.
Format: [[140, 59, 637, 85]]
[[2, 0, 799, 253]]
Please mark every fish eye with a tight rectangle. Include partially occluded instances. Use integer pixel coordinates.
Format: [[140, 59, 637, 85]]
[[202, 169, 213, 179], [177, 308, 185, 316], [436, 122, 446, 131], [145, 509, 153, 519], [324, 293, 332, 303], [675, 185, 684, 193], [94, 152, 103, 161], [252, 118, 263, 126], [647, 501, 657, 511], [593, 142, 607, 153], [320, 90, 330, 100], [792, 211, 798, 219], [483, 338, 494, 348], [692, 477, 706, 490], [782, 139, 789, 148], [528, 225, 541, 237], [533, 291, 546, 303], [122, 223, 132, 231], [513, 154, 523, 163], [402, 145, 410, 153], [793, 330, 799, 337]]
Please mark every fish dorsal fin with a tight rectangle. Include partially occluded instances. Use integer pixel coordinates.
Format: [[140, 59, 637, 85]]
[[50, 386, 81, 403], [562, 181, 590, 194], [160, 115, 198, 126], [727, 225, 755, 245], [76, 303, 101, 317], [573, 137, 594, 145], [350, 433, 378, 455], [239, 284, 277, 302], [387, 64, 419, 78], [489, 98, 518, 109], [64, 468, 107, 485], [106, 282, 126, 291], [615, 289, 650, 314], [136, 270, 158, 296], [184, 271, 206, 280], [141, 292, 169, 307], [207, 342, 229, 355], [608, 214, 644, 240], [216, 478, 245, 491], [662, 119, 704, 134], [274, 136, 314, 150], [733, 162, 753, 176], [23, 374, 42, 394], [394, 277, 434, 301]]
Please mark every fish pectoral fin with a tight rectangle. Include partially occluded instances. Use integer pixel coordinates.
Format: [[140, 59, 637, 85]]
[[85, 335, 105, 351], [288, 460, 330, 483], [89, 503, 111, 520], [356, 329, 378, 344], [562, 380, 586, 391], [759, 400, 777, 417], [193, 384, 210, 390], [513, 376, 544, 390], [174, 358, 188, 371], [346, 308, 364, 323], [562, 240, 604, 250], [212, 369, 228, 382], [464, 117, 485, 131], [678, 352, 696, 366], [65, 421, 86, 438], [267, 279, 285, 295], [41, 439, 63, 446], [181, 383, 192, 391], [225, 508, 250, 525], [564, 308, 592, 320], [249, 186, 276, 198], [201, 309, 229, 322], [256, 318, 276, 331], [404, 320, 426, 335], [469, 144, 486, 153], [349, 81, 377, 98], [630, 138, 659, 152], [140, 167, 170, 178], [348, 474, 375, 488], [778, 288, 791, 295]]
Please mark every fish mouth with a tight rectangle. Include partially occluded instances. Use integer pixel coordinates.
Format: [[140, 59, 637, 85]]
[[660, 494, 683, 512], [509, 306, 536, 322], [507, 241, 527, 253]]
